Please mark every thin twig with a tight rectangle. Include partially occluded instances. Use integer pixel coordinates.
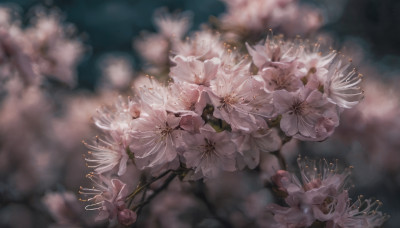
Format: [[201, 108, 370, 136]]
[[133, 173, 177, 211], [126, 169, 171, 200], [135, 185, 148, 216]]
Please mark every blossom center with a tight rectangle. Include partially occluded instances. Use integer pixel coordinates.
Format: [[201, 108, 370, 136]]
[[202, 138, 216, 157], [159, 123, 173, 138], [220, 95, 236, 108], [290, 100, 306, 115]]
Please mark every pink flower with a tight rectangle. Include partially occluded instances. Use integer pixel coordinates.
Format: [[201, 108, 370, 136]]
[[330, 193, 388, 228], [166, 81, 208, 116], [267, 158, 353, 227], [179, 114, 204, 133], [269, 4, 322, 37], [219, 0, 321, 38], [261, 66, 303, 92], [79, 175, 132, 225], [118, 208, 137, 226], [273, 88, 339, 141], [130, 105, 182, 168], [170, 55, 220, 86], [172, 30, 225, 60], [246, 36, 301, 70], [298, 47, 336, 82], [153, 8, 192, 40], [93, 96, 140, 133], [233, 120, 281, 169], [182, 125, 237, 178], [99, 55, 134, 90], [91, 98, 139, 172], [267, 204, 315, 228], [324, 59, 364, 109], [270, 170, 291, 193], [22, 9, 83, 86], [134, 33, 169, 68], [209, 72, 274, 131], [133, 76, 170, 108], [83, 136, 129, 176]]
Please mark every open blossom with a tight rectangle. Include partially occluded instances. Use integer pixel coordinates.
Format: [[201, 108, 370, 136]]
[[298, 46, 337, 82], [330, 193, 389, 228], [247, 36, 364, 110], [273, 88, 339, 141], [233, 120, 281, 169], [261, 66, 303, 92], [167, 81, 207, 114], [209, 70, 274, 131], [267, 158, 388, 227], [268, 158, 349, 227], [246, 35, 302, 70], [323, 59, 364, 109], [133, 76, 170, 108], [130, 105, 182, 168], [182, 125, 237, 179], [79, 175, 136, 225], [83, 137, 129, 176], [170, 55, 221, 86], [93, 96, 140, 149]]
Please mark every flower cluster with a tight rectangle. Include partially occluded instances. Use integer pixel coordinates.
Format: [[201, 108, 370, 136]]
[[81, 18, 365, 224], [0, 2, 393, 228], [0, 6, 83, 87], [268, 157, 388, 227], [89, 32, 363, 181]]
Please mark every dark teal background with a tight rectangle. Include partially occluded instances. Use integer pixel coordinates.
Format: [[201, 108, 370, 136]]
[[2, 0, 400, 89]]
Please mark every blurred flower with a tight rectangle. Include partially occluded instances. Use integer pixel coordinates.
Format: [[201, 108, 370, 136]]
[[42, 191, 83, 225]]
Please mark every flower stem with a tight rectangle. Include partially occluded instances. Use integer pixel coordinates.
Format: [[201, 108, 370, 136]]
[[132, 173, 177, 211], [126, 169, 172, 201]]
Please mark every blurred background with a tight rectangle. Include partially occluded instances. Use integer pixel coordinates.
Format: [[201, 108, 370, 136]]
[[4, 0, 400, 88], [1, 0, 400, 227]]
